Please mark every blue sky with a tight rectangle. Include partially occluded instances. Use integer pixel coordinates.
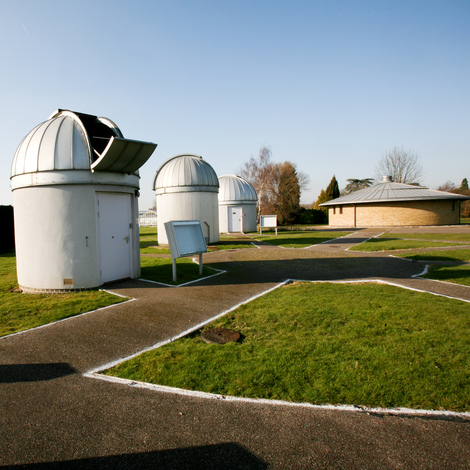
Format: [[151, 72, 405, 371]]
[[2, 0, 469, 210]]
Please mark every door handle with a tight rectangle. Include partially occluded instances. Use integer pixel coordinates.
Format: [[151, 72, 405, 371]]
[[124, 236, 130, 244]]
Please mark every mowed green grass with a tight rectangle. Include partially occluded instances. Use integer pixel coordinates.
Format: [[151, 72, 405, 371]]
[[423, 265, 470, 286], [399, 249, 470, 263], [106, 282, 470, 411], [140, 256, 219, 286], [140, 227, 254, 254], [380, 232, 470, 242], [353, 231, 470, 252], [350, 238, 459, 252], [254, 231, 352, 248], [139, 227, 250, 285], [0, 253, 126, 338]]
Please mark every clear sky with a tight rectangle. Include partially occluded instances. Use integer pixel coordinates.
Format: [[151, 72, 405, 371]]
[[1, 0, 469, 210]]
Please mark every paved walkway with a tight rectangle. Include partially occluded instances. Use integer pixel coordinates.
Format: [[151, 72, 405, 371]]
[[1, 228, 469, 469]]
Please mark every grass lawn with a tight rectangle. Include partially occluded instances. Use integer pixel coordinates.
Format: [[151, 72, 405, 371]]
[[140, 256, 220, 285], [0, 253, 126, 338], [253, 231, 352, 248], [423, 265, 470, 286], [105, 282, 470, 411], [398, 249, 470, 263], [396, 249, 470, 287], [380, 232, 470, 242], [350, 238, 459, 252], [140, 227, 254, 254]]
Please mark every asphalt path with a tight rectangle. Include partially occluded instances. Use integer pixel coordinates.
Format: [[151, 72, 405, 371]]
[[1, 227, 469, 469]]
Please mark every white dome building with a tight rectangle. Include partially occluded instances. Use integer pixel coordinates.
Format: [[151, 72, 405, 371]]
[[218, 175, 257, 233], [11, 109, 157, 292], [152, 154, 219, 245]]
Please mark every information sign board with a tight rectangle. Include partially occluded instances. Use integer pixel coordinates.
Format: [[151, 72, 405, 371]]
[[260, 215, 277, 234], [164, 220, 207, 281]]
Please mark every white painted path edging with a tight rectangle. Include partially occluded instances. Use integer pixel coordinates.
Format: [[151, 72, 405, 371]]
[[0, 291, 136, 340], [86, 279, 470, 420]]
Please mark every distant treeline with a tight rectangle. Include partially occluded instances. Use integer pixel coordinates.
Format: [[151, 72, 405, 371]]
[[293, 207, 327, 225]]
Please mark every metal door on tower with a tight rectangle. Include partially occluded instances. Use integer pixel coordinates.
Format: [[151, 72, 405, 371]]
[[97, 192, 132, 284], [228, 207, 242, 232]]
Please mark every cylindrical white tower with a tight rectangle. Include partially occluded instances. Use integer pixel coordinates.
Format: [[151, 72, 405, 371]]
[[218, 175, 258, 233], [11, 109, 156, 292], [152, 154, 219, 245]]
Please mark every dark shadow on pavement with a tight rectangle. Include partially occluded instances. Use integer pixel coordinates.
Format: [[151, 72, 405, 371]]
[[1, 442, 267, 469], [114, 254, 422, 290], [0, 363, 76, 383]]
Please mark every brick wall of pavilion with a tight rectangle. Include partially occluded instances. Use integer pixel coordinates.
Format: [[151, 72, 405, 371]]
[[328, 199, 460, 227]]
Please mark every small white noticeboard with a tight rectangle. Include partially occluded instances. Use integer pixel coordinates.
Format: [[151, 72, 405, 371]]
[[260, 215, 277, 235], [164, 220, 208, 282]]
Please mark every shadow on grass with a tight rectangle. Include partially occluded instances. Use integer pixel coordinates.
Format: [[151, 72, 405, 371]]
[[423, 265, 470, 285], [259, 236, 337, 247], [405, 253, 469, 262], [117, 254, 424, 289]]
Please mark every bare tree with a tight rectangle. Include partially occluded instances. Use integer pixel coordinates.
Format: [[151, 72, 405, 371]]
[[239, 146, 276, 218], [437, 181, 456, 192], [239, 147, 309, 221], [375, 146, 423, 184]]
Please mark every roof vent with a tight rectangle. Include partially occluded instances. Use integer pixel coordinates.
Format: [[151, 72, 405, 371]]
[[382, 175, 393, 183]]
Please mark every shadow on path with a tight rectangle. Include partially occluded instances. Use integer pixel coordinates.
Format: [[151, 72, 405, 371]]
[[1, 443, 267, 470], [0, 363, 76, 383]]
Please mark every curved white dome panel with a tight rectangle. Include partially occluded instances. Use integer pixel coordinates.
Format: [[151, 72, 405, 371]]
[[12, 114, 91, 178], [153, 154, 219, 192], [11, 109, 157, 183], [218, 175, 257, 203]]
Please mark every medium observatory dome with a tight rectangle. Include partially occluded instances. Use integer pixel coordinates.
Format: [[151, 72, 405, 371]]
[[153, 154, 219, 193], [218, 175, 257, 203]]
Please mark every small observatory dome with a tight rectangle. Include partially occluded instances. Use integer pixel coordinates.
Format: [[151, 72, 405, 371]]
[[11, 109, 157, 292], [218, 175, 258, 233], [152, 154, 219, 245]]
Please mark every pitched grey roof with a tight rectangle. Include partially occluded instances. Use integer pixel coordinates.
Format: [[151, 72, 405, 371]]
[[320, 178, 470, 206]]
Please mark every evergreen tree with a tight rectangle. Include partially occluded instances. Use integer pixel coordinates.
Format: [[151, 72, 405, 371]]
[[314, 189, 327, 210], [325, 175, 340, 200], [456, 178, 470, 218]]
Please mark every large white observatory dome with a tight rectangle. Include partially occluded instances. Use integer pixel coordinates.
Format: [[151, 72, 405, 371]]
[[11, 109, 157, 292]]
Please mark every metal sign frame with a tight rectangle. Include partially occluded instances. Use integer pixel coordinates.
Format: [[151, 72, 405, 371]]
[[164, 220, 208, 282], [260, 215, 278, 235]]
